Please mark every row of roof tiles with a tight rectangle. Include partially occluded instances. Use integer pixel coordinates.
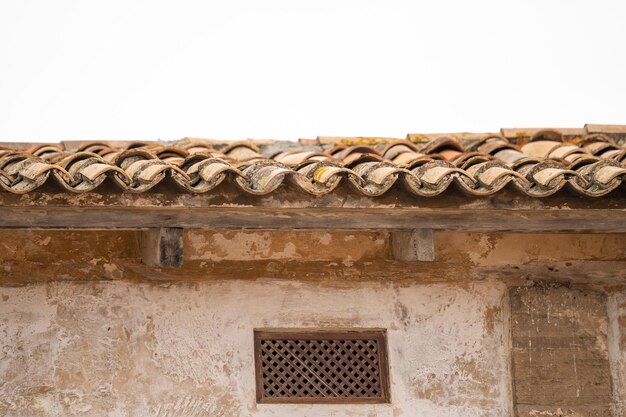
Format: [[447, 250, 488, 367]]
[[1, 127, 625, 197]]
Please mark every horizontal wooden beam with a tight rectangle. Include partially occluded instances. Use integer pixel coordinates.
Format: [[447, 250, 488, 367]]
[[1, 259, 625, 286], [0, 206, 624, 232]]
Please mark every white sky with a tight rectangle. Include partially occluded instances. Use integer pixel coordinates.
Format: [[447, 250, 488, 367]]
[[0, 0, 624, 143]]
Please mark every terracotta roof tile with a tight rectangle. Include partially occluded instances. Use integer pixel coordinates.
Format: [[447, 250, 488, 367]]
[[0, 124, 625, 197]]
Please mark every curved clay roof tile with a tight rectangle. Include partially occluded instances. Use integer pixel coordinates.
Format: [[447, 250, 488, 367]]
[[528, 129, 564, 143], [420, 137, 465, 154], [0, 127, 623, 197]]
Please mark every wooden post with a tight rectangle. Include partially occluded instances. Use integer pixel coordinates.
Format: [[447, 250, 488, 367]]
[[141, 227, 184, 268], [391, 229, 435, 262]]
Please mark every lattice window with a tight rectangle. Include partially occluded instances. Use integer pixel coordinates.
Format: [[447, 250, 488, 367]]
[[254, 329, 390, 403]]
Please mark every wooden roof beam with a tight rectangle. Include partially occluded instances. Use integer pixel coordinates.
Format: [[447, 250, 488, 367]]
[[0, 206, 624, 233]]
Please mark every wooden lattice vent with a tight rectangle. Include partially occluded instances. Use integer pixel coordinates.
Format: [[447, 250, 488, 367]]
[[254, 329, 390, 404]]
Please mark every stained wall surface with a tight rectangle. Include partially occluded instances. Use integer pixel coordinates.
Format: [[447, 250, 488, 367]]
[[1, 230, 624, 285], [1, 230, 625, 416], [0, 280, 512, 417]]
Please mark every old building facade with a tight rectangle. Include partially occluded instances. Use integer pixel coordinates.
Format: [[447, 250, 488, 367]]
[[1, 125, 625, 416]]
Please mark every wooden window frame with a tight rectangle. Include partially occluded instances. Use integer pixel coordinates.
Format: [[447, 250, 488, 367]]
[[254, 328, 391, 404]]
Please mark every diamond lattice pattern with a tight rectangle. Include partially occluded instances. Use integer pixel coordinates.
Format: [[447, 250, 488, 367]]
[[260, 338, 383, 398]]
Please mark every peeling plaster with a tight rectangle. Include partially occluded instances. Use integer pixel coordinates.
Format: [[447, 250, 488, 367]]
[[184, 230, 388, 262], [0, 280, 511, 417], [437, 233, 626, 267]]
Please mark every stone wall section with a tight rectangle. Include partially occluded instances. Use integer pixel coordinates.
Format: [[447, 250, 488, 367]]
[[510, 286, 612, 417]]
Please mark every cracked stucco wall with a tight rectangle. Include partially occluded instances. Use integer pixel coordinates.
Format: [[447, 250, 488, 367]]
[[0, 280, 512, 417]]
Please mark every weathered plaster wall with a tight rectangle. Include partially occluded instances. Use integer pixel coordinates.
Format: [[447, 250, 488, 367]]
[[608, 291, 626, 416], [436, 232, 626, 266], [1, 230, 624, 285], [1, 230, 624, 415], [0, 280, 512, 417], [185, 230, 388, 262]]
